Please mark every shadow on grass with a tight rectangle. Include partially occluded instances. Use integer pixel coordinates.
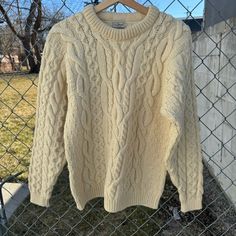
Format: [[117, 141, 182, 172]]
[[2, 164, 236, 236]]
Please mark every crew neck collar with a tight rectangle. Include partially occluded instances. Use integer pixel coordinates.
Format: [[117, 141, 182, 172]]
[[82, 4, 160, 41]]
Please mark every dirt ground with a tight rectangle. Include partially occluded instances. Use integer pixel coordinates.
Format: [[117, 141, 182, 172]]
[[3, 165, 236, 236]]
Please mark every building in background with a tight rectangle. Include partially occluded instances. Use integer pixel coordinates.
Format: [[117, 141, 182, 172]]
[[178, 16, 203, 32], [204, 0, 236, 27]]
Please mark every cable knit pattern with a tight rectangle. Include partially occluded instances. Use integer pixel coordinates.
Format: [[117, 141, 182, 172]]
[[28, 4, 204, 213], [28, 29, 67, 206]]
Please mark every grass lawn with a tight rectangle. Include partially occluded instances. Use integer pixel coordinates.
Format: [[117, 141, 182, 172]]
[[0, 73, 38, 181]]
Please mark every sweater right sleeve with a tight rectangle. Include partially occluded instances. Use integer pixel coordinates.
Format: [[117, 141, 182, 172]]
[[28, 28, 68, 207], [160, 21, 204, 213]]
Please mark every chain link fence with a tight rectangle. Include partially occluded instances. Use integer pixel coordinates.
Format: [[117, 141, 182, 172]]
[[0, 0, 236, 235]]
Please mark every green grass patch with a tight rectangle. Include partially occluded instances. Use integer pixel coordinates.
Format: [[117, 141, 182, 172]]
[[0, 73, 38, 180]]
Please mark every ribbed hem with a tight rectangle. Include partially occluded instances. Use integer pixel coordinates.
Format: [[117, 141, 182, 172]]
[[74, 185, 164, 213], [104, 192, 163, 213], [82, 4, 160, 41], [30, 192, 50, 207], [74, 185, 105, 210], [180, 195, 203, 213]]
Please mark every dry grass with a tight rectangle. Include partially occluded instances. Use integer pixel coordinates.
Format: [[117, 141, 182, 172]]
[[0, 73, 38, 180]]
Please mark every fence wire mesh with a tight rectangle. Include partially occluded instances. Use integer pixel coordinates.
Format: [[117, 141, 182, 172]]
[[0, 0, 236, 235]]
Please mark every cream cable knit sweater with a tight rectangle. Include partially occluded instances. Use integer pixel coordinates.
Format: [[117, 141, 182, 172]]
[[28, 4, 204, 213]]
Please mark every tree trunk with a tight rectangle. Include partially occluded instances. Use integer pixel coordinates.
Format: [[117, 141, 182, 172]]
[[31, 32, 42, 66], [22, 38, 40, 73], [7, 53, 15, 72]]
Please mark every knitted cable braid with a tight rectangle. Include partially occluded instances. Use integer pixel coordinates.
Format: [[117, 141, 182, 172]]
[[28, 4, 204, 213]]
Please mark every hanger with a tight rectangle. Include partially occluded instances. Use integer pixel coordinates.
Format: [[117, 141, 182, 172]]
[[94, 0, 149, 15]]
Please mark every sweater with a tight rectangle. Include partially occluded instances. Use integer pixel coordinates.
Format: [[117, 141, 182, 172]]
[[28, 3, 204, 213]]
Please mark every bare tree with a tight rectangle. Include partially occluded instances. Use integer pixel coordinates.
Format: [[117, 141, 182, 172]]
[[84, 0, 100, 6], [0, 0, 65, 73], [0, 25, 18, 72]]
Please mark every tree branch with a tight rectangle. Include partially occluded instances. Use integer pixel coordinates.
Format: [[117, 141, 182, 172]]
[[0, 3, 24, 39]]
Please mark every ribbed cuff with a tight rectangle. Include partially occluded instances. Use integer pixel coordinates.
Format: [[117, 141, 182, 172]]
[[180, 195, 203, 213], [30, 192, 50, 207]]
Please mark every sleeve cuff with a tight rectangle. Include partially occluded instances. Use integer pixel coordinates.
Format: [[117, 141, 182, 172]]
[[180, 195, 203, 213], [30, 192, 50, 207]]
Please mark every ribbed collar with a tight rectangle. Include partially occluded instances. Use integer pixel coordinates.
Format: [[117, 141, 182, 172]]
[[82, 4, 160, 41]]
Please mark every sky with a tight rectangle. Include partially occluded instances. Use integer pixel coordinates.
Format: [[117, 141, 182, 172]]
[[153, 0, 204, 18], [112, 0, 204, 18], [43, 0, 204, 19]]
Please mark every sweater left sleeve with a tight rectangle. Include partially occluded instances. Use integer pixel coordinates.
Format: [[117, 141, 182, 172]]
[[28, 27, 68, 207], [161, 21, 204, 213]]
